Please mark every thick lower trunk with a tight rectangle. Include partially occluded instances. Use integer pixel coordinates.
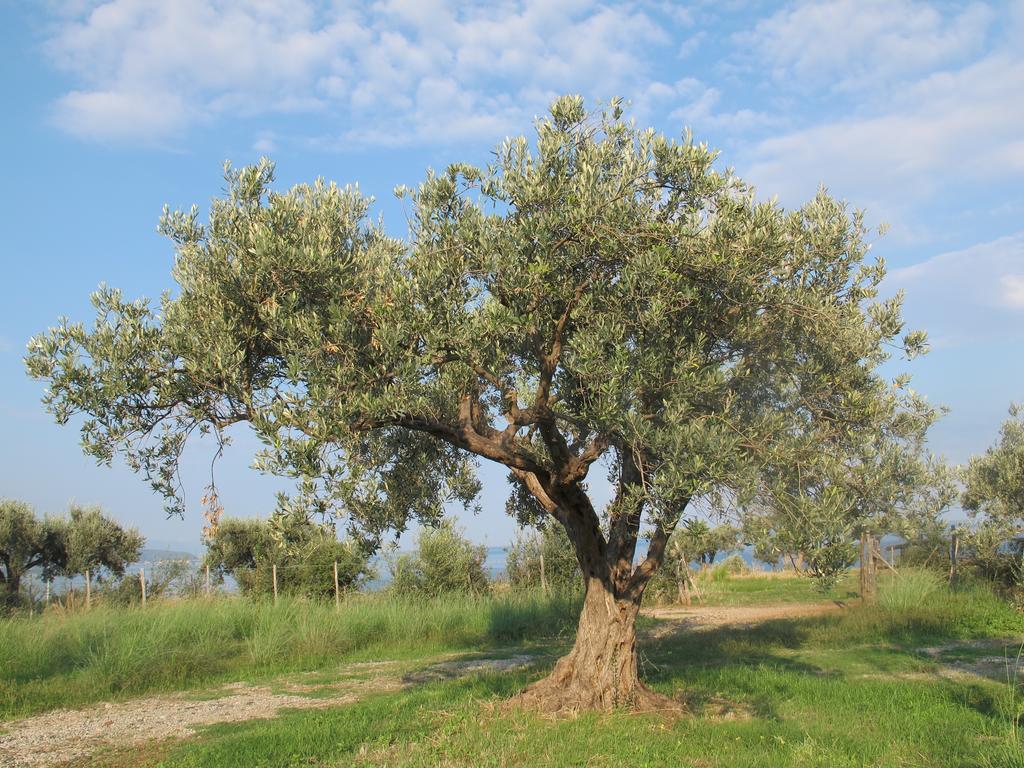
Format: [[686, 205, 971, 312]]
[[511, 576, 676, 713], [4, 573, 21, 595]]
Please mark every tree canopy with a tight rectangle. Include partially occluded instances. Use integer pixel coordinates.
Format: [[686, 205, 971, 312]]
[[963, 404, 1024, 525], [26, 96, 938, 710], [0, 500, 66, 600], [203, 511, 372, 599], [62, 505, 144, 581]]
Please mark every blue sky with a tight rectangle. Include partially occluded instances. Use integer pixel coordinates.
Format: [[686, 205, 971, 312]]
[[0, 0, 1022, 552]]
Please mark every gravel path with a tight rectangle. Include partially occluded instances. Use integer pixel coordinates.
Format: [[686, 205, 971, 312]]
[[0, 685, 360, 768], [0, 656, 536, 768]]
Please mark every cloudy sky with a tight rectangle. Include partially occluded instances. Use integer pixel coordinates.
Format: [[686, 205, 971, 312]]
[[0, 0, 1021, 551]]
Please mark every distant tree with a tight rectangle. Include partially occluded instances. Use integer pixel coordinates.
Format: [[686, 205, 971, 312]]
[[678, 521, 740, 568], [959, 405, 1024, 586], [388, 520, 488, 597], [964, 404, 1024, 525], [203, 511, 373, 599], [742, 437, 954, 585], [506, 524, 580, 593], [62, 505, 144, 585], [649, 520, 740, 603], [0, 500, 66, 603], [203, 517, 266, 576], [27, 96, 936, 711]]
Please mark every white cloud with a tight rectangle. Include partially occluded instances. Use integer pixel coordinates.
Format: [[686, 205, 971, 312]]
[[740, 0, 993, 92], [886, 232, 1024, 347], [42, 0, 691, 147], [252, 132, 276, 154], [742, 52, 1024, 214], [1001, 275, 1024, 308]]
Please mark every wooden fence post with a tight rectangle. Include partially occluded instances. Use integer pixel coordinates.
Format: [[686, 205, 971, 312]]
[[85, 569, 92, 609], [205, 564, 211, 596], [949, 532, 960, 586], [272, 564, 278, 604], [44, 579, 50, 606], [140, 567, 146, 608], [860, 532, 877, 604], [539, 552, 548, 595], [333, 561, 340, 608]]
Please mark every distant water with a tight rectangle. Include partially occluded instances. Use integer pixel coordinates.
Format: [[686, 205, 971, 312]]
[[22, 537, 904, 597]]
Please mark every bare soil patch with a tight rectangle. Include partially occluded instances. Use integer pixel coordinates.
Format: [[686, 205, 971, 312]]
[[0, 655, 537, 768], [643, 601, 844, 631]]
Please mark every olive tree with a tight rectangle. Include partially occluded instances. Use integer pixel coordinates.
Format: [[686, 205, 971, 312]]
[[204, 511, 373, 599], [387, 519, 488, 597], [63, 505, 144, 586], [26, 97, 931, 711], [0, 500, 66, 601], [507, 523, 580, 593], [964, 404, 1024, 525]]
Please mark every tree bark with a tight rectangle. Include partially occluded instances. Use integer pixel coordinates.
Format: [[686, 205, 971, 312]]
[[3, 572, 21, 596], [511, 574, 671, 713], [506, 470, 682, 714]]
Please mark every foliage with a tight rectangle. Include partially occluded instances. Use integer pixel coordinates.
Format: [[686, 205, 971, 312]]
[[203, 511, 373, 600], [62, 505, 144, 581], [26, 97, 941, 703], [102, 559, 204, 606], [648, 520, 740, 602], [0, 500, 66, 604], [743, 454, 955, 589], [506, 524, 581, 593], [954, 405, 1024, 589], [674, 520, 740, 567], [957, 519, 1024, 587], [388, 520, 489, 597], [964, 404, 1024, 525]]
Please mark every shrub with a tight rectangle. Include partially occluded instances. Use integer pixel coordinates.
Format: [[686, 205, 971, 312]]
[[388, 520, 488, 597], [204, 512, 373, 600], [506, 525, 580, 593], [710, 554, 749, 581], [244, 538, 372, 600]]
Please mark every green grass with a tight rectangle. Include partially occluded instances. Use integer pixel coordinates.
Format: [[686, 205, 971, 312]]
[[6, 571, 1024, 767], [691, 570, 858, 606], [0, 591, 578, 719]]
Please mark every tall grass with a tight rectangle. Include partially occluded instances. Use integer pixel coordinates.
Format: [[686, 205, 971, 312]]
[[877, 568, 944, 612], [806, 568, 1024, 645], [0, 591, 579, 719]]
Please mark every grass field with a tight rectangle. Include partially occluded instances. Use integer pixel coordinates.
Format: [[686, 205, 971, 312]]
[[3, 570, 1024, 767], [680, 567, 859, 606]]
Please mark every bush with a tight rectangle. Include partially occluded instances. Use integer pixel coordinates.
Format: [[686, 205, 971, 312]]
[[243, 538, 372, 600], [101, 560, 204, 607], [388, 521, 489, 597], [710, 554, 749, 581], [506, 526, 580, 593], [204, 513, 373, 601]]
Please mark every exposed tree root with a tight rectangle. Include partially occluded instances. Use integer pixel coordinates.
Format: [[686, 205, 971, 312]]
[[503, 660, 684, 716]]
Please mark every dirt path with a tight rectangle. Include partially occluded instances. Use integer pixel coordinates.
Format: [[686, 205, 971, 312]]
[[643, 600, 845, 628], [0, 656, 535, 768]]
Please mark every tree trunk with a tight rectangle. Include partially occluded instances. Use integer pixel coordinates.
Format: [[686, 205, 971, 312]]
[[3, 572, 21, 597], [510, 575, 672, 713]]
